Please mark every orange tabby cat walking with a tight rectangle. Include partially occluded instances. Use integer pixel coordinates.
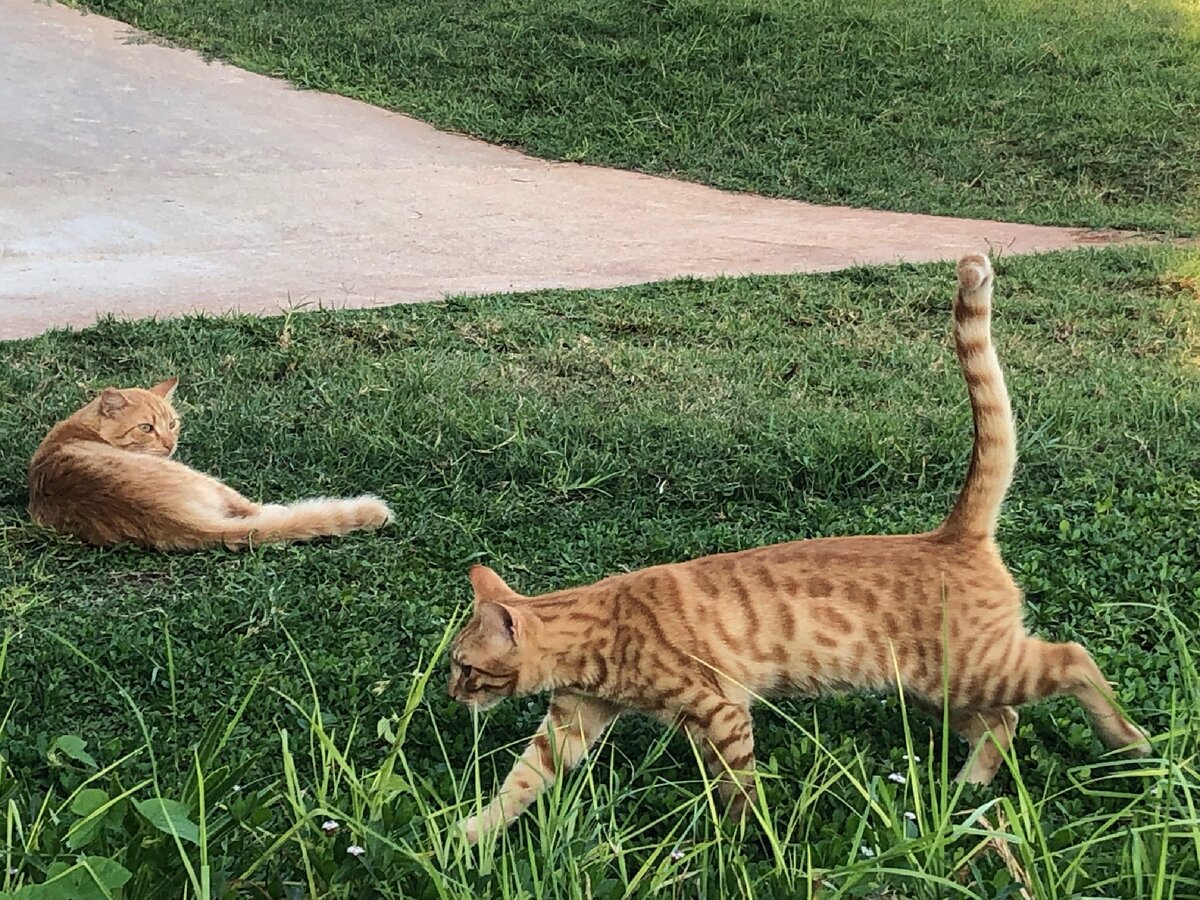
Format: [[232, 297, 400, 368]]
[[448, 254, 1150, 844], [28, 377, 391, 550]]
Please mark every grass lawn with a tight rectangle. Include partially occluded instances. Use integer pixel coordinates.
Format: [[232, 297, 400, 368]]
[[77, 0, 1200, 234], [1, 246, 1198, 896]]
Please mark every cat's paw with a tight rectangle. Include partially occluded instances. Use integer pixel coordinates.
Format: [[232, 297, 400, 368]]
[[1098, 713, 1153, 757], [957, 253, 993, 291], [1121, 726, 1153, 758], [1127, 737, 1154, 757], [456, 816, 481, 845]]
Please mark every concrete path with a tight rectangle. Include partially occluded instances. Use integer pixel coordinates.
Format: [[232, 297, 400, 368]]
[[1, 1, 1125, 340]]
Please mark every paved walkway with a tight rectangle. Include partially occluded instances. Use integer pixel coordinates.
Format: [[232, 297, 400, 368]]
[[1, 1, 1126, 340]]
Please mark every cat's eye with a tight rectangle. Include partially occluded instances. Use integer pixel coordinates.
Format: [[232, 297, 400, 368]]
[[169, 419, 179, 430], [138, 423, 154, 433]]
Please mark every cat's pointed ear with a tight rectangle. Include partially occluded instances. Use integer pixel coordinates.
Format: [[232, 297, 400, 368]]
[[98, 388, 130, 418], [469, 565, 519, 604], [148, 377, 178, 400], [475, 601, 525, 647]]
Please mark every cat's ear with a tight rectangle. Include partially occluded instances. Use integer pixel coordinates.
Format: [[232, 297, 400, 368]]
[[148, 376, 179, 400], [469, 565, 519, 604], [98, 388, 130, 418], [475, 601, 525, 647]]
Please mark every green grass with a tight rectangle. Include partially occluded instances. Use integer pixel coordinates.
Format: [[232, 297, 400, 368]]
[[76, 0, 1200, 234], [1, 245, 1199, 896]]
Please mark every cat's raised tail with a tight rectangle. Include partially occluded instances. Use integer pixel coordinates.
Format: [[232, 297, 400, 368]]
[[938, 253, 1017, 540], [194, 495, 392, 550]]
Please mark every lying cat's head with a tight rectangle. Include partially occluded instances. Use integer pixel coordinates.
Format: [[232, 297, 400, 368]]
[[87, 377, 181, 457], [448, 566, 539, 710]]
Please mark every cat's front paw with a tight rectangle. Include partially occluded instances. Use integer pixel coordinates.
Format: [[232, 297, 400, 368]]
[[957, 253, 993, 291], [456, 816, 481, 845]]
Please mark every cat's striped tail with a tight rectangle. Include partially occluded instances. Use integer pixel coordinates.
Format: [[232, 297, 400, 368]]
[[202, 495, 392, 549], [938, 254, 1016, 540]]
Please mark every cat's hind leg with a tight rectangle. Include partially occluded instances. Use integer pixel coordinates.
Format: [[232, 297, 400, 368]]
[[220, 489, 258, 518], [192, 470, 259, 518], [206, 479, 259, 517], [998, 638, 1150, 756], [459, 691, 619, 845]]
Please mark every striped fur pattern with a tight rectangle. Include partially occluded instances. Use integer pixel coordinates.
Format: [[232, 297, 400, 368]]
[[448, 255, 1150, 844], [28, 378, 392, 550]]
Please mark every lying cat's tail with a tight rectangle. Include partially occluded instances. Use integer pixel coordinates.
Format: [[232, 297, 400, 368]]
[[200, 495, 393, 549], [938, 254, 1016, 540]]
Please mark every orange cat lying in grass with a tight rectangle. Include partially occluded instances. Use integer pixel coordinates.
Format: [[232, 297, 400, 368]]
[[28, 377, 391, 550], [447, 254, 1151, 845]]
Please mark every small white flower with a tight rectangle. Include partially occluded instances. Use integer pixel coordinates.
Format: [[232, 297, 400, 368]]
[[888, 772, 906, 784], [233, 784, 242, 792], [347, 844, 366, 858], [7, 867, 17, 876], [860, 844, 875, 858], [670, 849, 685, 861], [902, 753, 920, 763], [904, 811, 917, 821], [321, 819, 340, 835]]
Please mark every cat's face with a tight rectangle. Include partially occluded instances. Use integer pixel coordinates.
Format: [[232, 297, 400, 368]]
[[448, 566, 533, 711], [90, 377, 182, 457]]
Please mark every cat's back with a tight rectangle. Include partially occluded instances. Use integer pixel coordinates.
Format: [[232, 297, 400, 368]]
[[27, 419, 139, 525], [29, 420, 102, 497], [653, 532, 951, 599], [593, 532, 1016, 696], [613, 530, 1014, 647]]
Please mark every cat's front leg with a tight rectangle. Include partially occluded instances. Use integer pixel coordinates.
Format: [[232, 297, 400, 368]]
[[459, 691, 619, 845], [949, 706, 1019, 785], [683, 699, 757, 821]]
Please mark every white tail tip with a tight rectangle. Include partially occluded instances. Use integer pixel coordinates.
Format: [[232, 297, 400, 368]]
[[957, 254, 993, 292]]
